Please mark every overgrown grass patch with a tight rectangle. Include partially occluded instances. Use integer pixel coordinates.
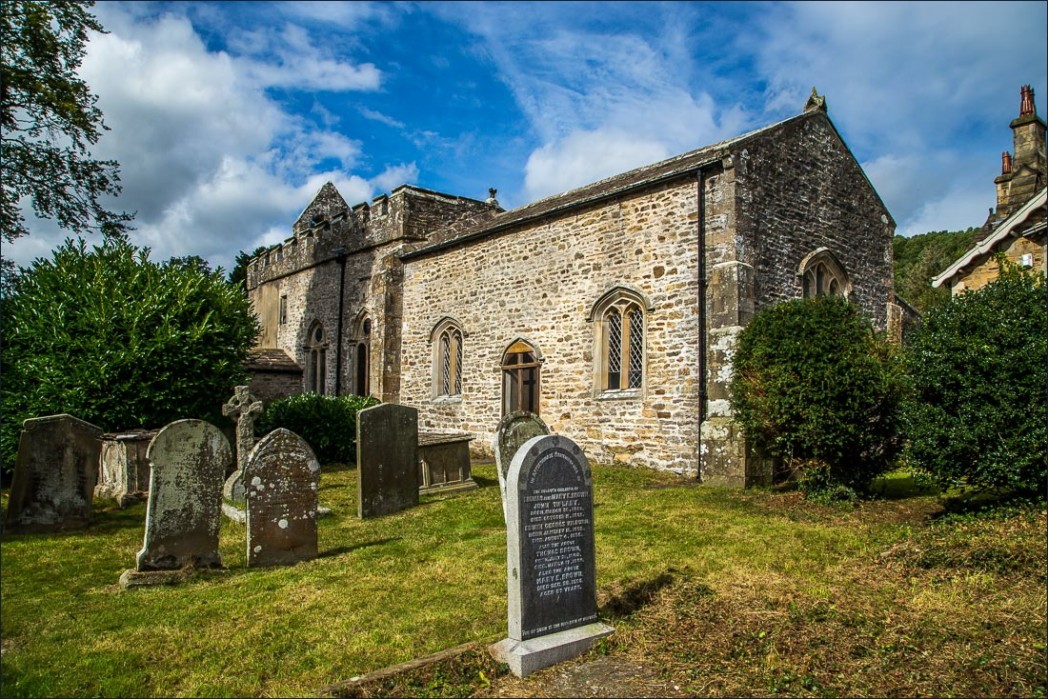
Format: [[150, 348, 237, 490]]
[[2, 464, 1044, 697]]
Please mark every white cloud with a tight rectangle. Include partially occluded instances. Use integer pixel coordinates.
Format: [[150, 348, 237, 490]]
[[524, 129, 669, 201], [373, 163, 420, 194], [3, 4, 390, 273]]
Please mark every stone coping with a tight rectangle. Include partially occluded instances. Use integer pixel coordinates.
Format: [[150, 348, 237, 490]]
[[418, 431, 475, 447]]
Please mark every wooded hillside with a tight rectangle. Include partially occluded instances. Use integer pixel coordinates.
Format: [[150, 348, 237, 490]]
[[893, 228, 977, 313]]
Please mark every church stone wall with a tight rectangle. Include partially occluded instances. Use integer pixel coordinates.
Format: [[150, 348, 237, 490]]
[[399, 178, 707, 474], [736, 114, 895, 329], [247, 187, 493, 398]]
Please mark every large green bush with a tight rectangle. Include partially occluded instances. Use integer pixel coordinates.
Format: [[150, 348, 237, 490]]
[[730, 295, 904, 496], [903, 262, 1047, 495], [255, 393, 379, 465], [0, 237, 259, 472]]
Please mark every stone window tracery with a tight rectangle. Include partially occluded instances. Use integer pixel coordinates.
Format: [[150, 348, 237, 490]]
[[431, 318, 464, 398], [590, 287, 649, 395], [798, 248, 850, 299]]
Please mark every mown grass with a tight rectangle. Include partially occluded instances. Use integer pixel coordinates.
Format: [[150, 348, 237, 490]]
[[1, 464, 1044, 698]]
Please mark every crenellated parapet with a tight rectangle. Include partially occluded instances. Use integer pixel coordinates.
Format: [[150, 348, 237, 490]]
[[246, 183, 497, 290]]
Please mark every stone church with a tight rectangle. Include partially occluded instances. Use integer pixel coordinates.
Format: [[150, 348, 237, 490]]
[[245, 91, 898, 487]]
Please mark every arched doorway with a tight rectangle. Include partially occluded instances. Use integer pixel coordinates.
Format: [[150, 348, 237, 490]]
[[501, 339, 541, 416]]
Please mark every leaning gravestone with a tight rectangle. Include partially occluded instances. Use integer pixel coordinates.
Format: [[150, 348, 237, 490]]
[[492, 411, 550, 520], [489, 434, 613, 677], [221, 385, 263, 510], [4, 414, 103, 533], [245, 428, 320, 567], [121, 420, 230, 587], [357, 403, 419, 519]]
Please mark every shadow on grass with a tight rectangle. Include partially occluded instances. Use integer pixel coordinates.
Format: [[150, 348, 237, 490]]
[[600, 570, 682, 619], [471, 473, 499, 489], [316, 538, 401, 559], [868, 471, 941, 501], [932, 488, 1045, 521]]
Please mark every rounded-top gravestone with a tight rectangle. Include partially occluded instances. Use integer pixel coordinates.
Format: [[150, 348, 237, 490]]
[[136, 419, 231, 571]]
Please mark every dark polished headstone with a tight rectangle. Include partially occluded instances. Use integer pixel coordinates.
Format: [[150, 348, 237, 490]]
[[357, 403, 419, 519], [245, 428, 320, 567], [490, 434, 613, 676]]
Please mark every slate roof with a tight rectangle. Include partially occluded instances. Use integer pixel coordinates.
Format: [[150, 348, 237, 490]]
[[245, 348, 302, 373], [932, 187, 1048, 288], [400, 110, 816, 260]]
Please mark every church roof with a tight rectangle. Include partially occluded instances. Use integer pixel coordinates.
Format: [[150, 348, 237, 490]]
[[401, 109, 822, 260], [932, 187, 1048, 288], [244, 348, 302, 373]]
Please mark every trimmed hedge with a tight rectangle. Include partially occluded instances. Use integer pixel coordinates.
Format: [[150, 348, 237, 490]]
[[1, 238, 259, 473], [730, 295, 904, 496], [902, 262, 1047, 495], [255, 393, 379, 465]]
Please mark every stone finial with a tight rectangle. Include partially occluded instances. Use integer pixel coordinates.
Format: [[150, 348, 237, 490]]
[[1002, 151, 1013, 174], [1020, 84, 1036, 116], [486, 187, 500, 209], [804, 87, 827, 114]]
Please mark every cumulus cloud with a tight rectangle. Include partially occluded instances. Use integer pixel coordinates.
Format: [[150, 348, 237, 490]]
[[4, 3, 392, 273], [524, 129, 669, 200]]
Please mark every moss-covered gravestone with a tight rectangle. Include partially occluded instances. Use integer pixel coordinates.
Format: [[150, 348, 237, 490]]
[[120, 420, 230, 588]]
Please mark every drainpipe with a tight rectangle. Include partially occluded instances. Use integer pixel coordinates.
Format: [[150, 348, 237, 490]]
[[696, 169, 707, 480], [334, 245, 347, 396]]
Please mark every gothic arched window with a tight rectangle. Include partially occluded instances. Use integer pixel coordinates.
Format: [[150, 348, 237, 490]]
[[430, 318, 464, 398], [305, 321, 327, 394], [589, 287, 650, 394], [798, 248, 850, 299]]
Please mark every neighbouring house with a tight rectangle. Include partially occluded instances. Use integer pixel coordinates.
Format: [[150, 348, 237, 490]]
[[933, 85, 1047, 294], [245, 90, 899, 487]]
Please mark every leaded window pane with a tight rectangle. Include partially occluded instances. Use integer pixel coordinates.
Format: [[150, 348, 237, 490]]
[[441, 332, 451, 395], [606, 308, 622, 389], [453, 330, 463, 395], [628, 307, 643, 388]]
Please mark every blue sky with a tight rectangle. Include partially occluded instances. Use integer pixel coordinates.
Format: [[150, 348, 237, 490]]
[[6, 0, 1047, 274]]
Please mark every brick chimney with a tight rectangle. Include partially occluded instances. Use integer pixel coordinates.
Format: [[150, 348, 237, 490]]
[[994, 85, 1047, 222]]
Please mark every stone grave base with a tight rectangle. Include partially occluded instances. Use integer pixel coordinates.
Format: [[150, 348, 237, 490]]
[[222, 502, 332, 523], [489, 622, 614, 678], [119, 566, 229, 590], [419, 479, 478, 496]]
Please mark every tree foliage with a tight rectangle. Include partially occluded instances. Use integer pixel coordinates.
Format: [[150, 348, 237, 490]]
[[0, 238, 260, 471], [255, 393, 379, 465], [902, 261, 1047, 495], [228, 245, 269, 290], [730, 296, 904, 497], [1, 0, 132, 242], [892, 228, 977, 313]]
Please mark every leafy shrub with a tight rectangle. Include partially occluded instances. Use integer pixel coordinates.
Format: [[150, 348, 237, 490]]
[[902, 262, 1047, 495], [730, 295, 904, 496], [255, 393, 379, 465], [1, 238, 259, 473]]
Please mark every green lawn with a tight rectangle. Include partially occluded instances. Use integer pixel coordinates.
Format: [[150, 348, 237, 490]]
[[1, 464, 1044, 697]]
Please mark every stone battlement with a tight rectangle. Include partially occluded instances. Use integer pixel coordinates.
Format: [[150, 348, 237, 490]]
[[246, 184, 496, 290]]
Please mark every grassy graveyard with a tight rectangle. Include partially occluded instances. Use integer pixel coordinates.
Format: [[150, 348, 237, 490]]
[[1, 463, 1045, 698]]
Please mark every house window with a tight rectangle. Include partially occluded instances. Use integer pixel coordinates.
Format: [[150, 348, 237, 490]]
[[305, 321, 327, 394], [431, 318, 463, 398], [590, 287, 650, 394], [279, 295, 288, 325], [798, 248, 850, 298]]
